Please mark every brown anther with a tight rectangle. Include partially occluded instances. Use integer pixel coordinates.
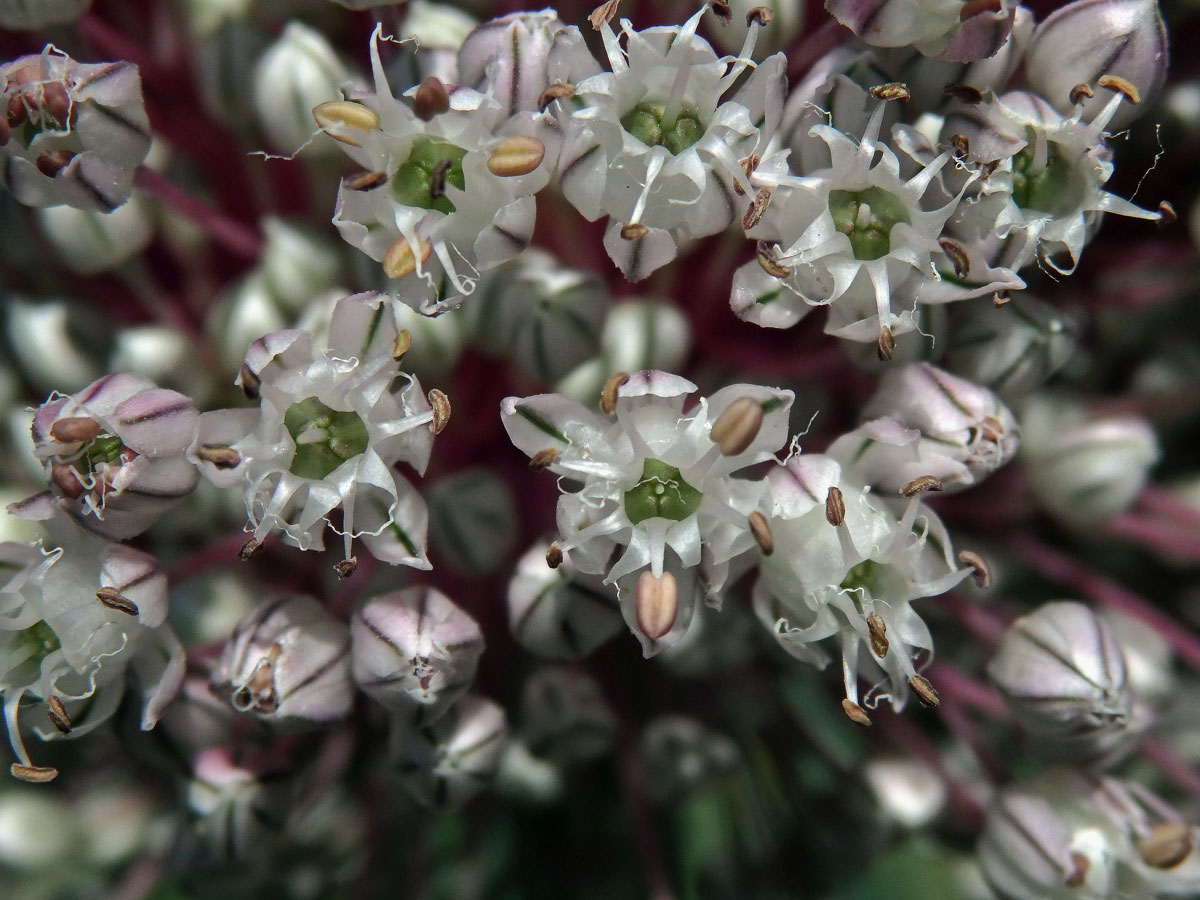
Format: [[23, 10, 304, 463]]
[[1065, 852, 1089, 887], [49, 415, 101, 443], [951, 134, 970, 159], [635, 570, 678, 641], [755, 241, 790, 278], [1136, 822, 1193, 870], [600, 372, 629, 415], [938, 237, 970, 279], [710, 396, 764, 457], [35, 149, 73, 177], [710, 0, 732, 25], [868, 82, 909, 102], [825, 486, 846, 527], [343, 170, 387, 192], [412, 76, 451, 121], [196, 444, 241, 469], [538, 82, 575, 110], [383, 235, 433, 280], [877, 325, 896, 362], [46, 696, 71, 735], [10, 763, 58, 783], [588, 0, 622, 30], [428, 157, 452, 198], [943, 83, 983, 105], [900, 475, 943, 497], [957, 549, 991, 588], [487, 135, 546, 177], [96, 586, 139, 616], [746, 6, 773, 25], [842, 698, 872, 727], [427, 389, 451, 434], [959, 0, 1001, 20], [1098, 74, 1140, 105], [867, 613, 889, 658], [992, 291, 1010, 307], [908, 674, 940, 707], [546, 542, 564, 569], [620, 222, 648, 240], [6, 93, 27, 127], [530, 448, 559, 470], [239, 537, 263, 561], [1157, 201, 1176, 228], [734, 153, 760, 195], [748, 511, 774, 555], [312, 100, 381, 146], [1070, 82, 1095, 106], [742, 187, 772, 231], [239, 363, 261, 399], [50, 463, 84, 499], [40, 82, 70, 126], [978, 159, 1001, 180], [334, 557, 358, 580], [392, 329, 412, 361], [0, 117, 10, 147]]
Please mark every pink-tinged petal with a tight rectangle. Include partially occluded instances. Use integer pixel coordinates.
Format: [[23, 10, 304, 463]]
[[326, 292, 396, 362], [617, 370, 697, 401], [190, 408, 259, 488], [936, 2, 1016, 62], [73, 373, 156, 418], [241, 329, 312, 383], [30, 398, 69, 449], [111, 388, 198, 455], [6, 491, 58, 522], [767, 455, 843, 520], [501, 393, 614, 460]]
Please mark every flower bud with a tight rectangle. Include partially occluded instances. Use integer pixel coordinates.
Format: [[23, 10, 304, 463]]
[[111, 325, 214, 402], [864, 756, 948, 828], [424, 468, 518, 575], [253, 23, 355, 155], [34, 193, 154, 275], [4, 297, 111, 394], [260, 218, 345, 313], [386, 1, 479, 86], [831, 364, 1019, 493], [0, 0, 89, 30], [825, 0, 1018, 61], [519, 667, 615, 765], [495, 739, 565, 804], [211, 595, 353, 728], [389, 694, 509, 808], [351, 587, 483, 725], [1026, 0, 1168, 129], [945, 295, 1079, 402], [1020, 397, 1159, 529], [0, 790, 76, 869], [206, 273, 291, 371], [639, 716, 740, 803], [506, 540, 624, 660], [988, 601, 1146, 764], [601, 299, 692, 377], [185, 748, 290, 866]]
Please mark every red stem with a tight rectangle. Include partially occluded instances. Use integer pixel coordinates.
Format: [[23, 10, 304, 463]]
[[1105, 512, 1200, 563], [134, 166, 264, 260]]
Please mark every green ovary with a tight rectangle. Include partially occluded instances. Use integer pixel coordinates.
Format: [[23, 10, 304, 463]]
[[1010, 128, 1084, 216], [829, 187, 910, 260], [623, 459, 703, 524], [284, 397, 369, 480], [19, 620, 61, 660], [390, 137, 468, 215], [620, 102, 704, 155], [78, 434, 126, 473]]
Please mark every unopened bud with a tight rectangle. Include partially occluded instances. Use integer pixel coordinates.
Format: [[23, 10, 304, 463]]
[[709, 396, 764, 457], [520, 667, 615, 764], [255, 23, 351, 155], [635, 570, 678, 641]]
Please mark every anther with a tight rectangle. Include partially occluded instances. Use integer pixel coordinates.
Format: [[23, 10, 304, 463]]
[[343, 170, 387, 191], [239, 537, 263, 561], [938, 238, 970, 278], [742, 187, 771, 231], [957, 550, 992, 588], [334, 557, 358, 580], [46, 696, 71, 735], [312, 100, 381, 146], [49, 416, 101, 443], [530, 448, 558, 470], [412, 76, 451, 121], [900, 475, 943, 497], [825, 486, 846, 527], [992, 291, 1010, 307], [96, 586, 139, 616], [196, 444, 241, 469], [239, 363, 261, 399], [710, 396, 764, 456], [1157, 201, 1176, 228], [877, 325, 896, 362], [943, 83, 983, 105], [709, 0, 733, 26], [600, 372, 629, 415], [40, 82, 71, 125], [428, 157, 451, 198], [756, 241, 790, 278], [746, 6, 773, 25], [392, 329, 412, 361], [867, 613, 889, 658], [546, 542, 564, 569], [1098, 74, 1140, 105], [427, 390, 451, 434], [1070, 82, 1094, 106], [951, 134, 970, 159], [635, 570, 678, 641], [487, 136, 546, 177], [869, 82, 909, 102], [748, 511, 774, 555], [589, 0, 622, 30], [620, 223, 648, 240], [35, 150, 74, 177], [735, 153, 760, 195], [538, 82, 575, 110], [383, 235, 433, 280], [1136, 822, 1193, 870], [1065, 852, 1089, 887], [842, 698, 872, 726], [50, 463, 84, 499], [908, 674, 940, 707], [10, 763, 58, 783]]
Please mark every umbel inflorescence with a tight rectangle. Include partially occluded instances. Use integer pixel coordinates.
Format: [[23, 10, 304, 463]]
[[1, 0, 1198, 897]]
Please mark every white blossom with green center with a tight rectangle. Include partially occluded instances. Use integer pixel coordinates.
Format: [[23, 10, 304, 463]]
[[556, 7, 786, 281], [752, 454, 968, 712], [190, 293, 440, 569], [502, 370, 793, 655]]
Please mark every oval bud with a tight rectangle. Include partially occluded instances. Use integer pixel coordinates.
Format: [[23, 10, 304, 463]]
[[255, 23, 354, 155], [519, 666, 615, 764]]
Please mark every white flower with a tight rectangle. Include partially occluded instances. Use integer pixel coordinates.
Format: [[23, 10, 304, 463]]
[[328, 26, 555, 314], [753, 454, 968, 714], [0, 497, 183, 780], [556, 7, 786, 280], [825, 0, 1020, 62], [191, 293, 441, 569], [501, 370, 793, 654]]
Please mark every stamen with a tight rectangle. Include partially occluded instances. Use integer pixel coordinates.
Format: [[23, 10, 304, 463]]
[[546, 542, 564, 569], [486, 136, 546, 177], [239, 363, 261, 399], [96, 586, 139, 616], [938, 238, 971, 278], [900, 475, 943, 497], [589, 0, 622, 30], [46, 696, 71, 735], [825, 486, 846, 526], [841, 698, 872, 726], [748, 511, 774, 555], [196, 444, 241, 469], [957, 550, 992, 588], [1070, 83, 1094, 106], [412, 76, 450, 121], [756, 242, 790, 278], [1098, 74, 1140, 106], [383, 235, 433, 280], [710, 396, 764, 456], [868, 82, 909, 102], [239, 537, 263, 560], [49, 416, 101, 443], [1135, 822, 1193, 870], [867, 613, 889, 658], [392, 329, 412, 361], [620, 223, 648, 240], [538, 83, 575, 110], [742, 187, 771, 230], [312, 100, 380, 146], [530, 448, 558, 470], [600, 372, 629, 415], [10, 763, 58, 783], [877, 325, 896, 361], [334, 557, 358, 580], [427, 390, 451, 434], [908, 674, 940, 707], [943, 83, 983, 104], [1157, 201, 1176, 228], [343, 170, 387, 191], [635, 570, 678, 641], [1066, 853, 1089, 887]]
